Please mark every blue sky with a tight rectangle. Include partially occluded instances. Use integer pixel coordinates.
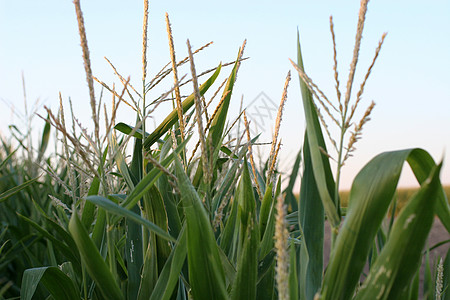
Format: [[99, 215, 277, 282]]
[[1, 0, 449, 189]]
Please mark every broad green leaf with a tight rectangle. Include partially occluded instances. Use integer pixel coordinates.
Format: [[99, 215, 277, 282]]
[[320, 148, 447, 300], [68, 211, 124, 300], [21, 266, 80, 300], [231, 219, 259, 300], [231, 159, 259, 300], [236, 158, 257, 249], [0, 177, 38, 203], [354, 163, 442, 299], [144, 65, 221, 149], [296, 30, 339, 229], [406, 150, 450, 233], [142, 186, 171, 272], [127, 126, 144, 300], [150, 225, 187, 300], [138, 186, 172, 299], [298, 131, 324, 300], [86, 195, 174, 242], [174, 158, 227, 300]]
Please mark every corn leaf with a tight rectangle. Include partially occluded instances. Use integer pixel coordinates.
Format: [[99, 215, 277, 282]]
[[86, 195, 174, 242], [122, 137, 189, 210], [231, 159, 259, 300], [37, 115, 51, 163], [21, 266, 80, 300], [68, 211, 124, 300], [320, 148, 446, 300], [442, 247, 450, 300], [0, 177, 38, 203], [127, 131, 144, 300], [354, 163, 442, 299], [299, 131, 324, 300], [143, 65, 221, 149], [114, 122, 149, 139], [174, 158, 227, 300], [150, 224, 187, 300], [296, 30, 340, 229]]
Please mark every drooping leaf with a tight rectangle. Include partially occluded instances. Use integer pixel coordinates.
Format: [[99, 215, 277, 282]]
[[0, 177, 38, 203], [21, 266, 80, 300], [86, 195, 174, 242], [354, 163, 442, 299], [320, 149, 447, 300]]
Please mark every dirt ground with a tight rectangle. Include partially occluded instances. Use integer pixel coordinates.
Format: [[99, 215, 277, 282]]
[[323, 218, 449, 297]]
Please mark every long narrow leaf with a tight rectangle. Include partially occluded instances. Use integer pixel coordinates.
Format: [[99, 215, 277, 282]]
[[296, 30, 339, 229], [68, 212, 124, 300], [143, 65, 221, 149], [0, 177, 38, 203], [174, 158, 227, 300], [86, 195, 174, 242], [21, 266, 80, 300]]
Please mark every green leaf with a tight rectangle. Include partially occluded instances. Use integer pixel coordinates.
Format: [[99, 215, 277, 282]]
[[150, 224, 187, 300], [296, 30, 339, 229], [143, 65, 221, 149], [231, 219, 259, 300], [122, 137, 189, 210], [320, 149, 447, 300], [86, 195, 174, 242], [284, 149, 301, 212], [37, 114, 51, 163], [354, 163, 442, 299], [21, 266, 80, 300], [193, 50, 241, 188], [231, 158, 259, 300], [68, 211, 124, 300], [81, 175, 100, 230], [174, 158, 227, 300], [442, 247, 450, 300], [289, 240, 299, 300], [298, 131, 324, 300], [114, 122, 149, 139], [127, 125, 144, 300], [0, 148, 17, 171], [18, 214, 81, 272], [0, 177, 38, 203], [259, 183, 274, 239]]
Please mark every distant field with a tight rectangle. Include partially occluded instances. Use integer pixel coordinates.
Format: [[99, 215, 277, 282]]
[[340, 185, 450, 215]]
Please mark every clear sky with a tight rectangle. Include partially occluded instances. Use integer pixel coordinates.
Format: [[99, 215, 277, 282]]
[[1, 0, 449, 190]]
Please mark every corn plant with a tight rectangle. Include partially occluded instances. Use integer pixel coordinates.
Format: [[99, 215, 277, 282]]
[[0, 0, 449, 299]]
